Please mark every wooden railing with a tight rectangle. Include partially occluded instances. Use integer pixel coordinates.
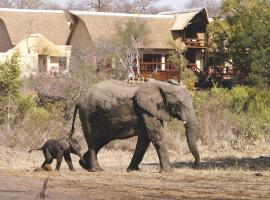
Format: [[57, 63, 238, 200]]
[[139, 61, 175, 71], [208, 66, 248, 81], [188, 63, 248, 82], [184, 38, 206, 48], [132, 61, 179, 81], [138, 69, 180, 82]]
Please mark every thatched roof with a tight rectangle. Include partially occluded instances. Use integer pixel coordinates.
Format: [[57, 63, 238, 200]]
[[70, 11, 175, 49], [0, 8, 208, 49], [161, 8, 209, 31], [70, 8, 208, 49], [12, 34, 68, 56], [0, 8, 70, 45]]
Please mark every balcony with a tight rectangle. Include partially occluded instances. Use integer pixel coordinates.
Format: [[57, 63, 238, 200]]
[[139, 61, 175, 71], [134, 61, 180, 81], [184, 38, 206, 48], [208, 66, 248, 81], [187, 63, 248, 83]]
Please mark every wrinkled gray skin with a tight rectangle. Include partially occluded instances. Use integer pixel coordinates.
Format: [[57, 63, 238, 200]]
[[29, 137, 84, 171], [71, 80, 200, 172]]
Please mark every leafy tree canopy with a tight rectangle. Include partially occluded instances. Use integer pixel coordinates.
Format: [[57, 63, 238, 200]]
[[0, 52, 21, 98], [208, 0, 270, 87]]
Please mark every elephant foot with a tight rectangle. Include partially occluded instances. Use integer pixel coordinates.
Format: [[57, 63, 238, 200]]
[[79, 159, 89, 170], [88, 167, 104, 172], [79, 159, 103, 172], [127, 166, 141, 172], [159, 167, 173, 173], [193, 161, 200, 169]]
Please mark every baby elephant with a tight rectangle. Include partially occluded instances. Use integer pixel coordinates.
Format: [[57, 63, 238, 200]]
[[29, 137, 84, 171]]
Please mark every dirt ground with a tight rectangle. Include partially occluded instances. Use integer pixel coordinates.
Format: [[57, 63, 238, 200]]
[[1, 146, 270, 200]]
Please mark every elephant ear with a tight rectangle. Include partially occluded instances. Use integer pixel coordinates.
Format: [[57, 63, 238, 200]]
[[134, 81, 171, 121], [58, 138, 70, 150]]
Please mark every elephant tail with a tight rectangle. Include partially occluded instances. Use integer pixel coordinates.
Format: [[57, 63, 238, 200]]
[[28, 147, 42, 153], [69, 104, 80, 138]]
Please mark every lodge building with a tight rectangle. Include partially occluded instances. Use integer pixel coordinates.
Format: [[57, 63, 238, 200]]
[[0, 7, 210, 82]]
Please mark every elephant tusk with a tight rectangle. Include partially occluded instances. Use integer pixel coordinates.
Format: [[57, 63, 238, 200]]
[[183, 121, 187, 125]]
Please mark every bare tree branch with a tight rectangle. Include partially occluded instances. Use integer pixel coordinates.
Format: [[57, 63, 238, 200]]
[[87, 0, 112, 11]]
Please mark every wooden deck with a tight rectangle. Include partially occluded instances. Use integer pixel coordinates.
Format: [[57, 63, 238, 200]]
[[188, 63, 248, 84], [132, 61, 248, 85], [136, 61, 180, 82]]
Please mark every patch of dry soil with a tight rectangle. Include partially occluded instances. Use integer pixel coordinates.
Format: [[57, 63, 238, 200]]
[[0, 168, 270, 200], [1, 147, 270, 199]]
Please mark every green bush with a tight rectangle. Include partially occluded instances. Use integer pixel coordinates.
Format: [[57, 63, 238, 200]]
[[0, 52, 21, 125], [194, 86, 270, 149], [0, 52, 21, 97], [15, 94, 36, 121], [229, 115, 262, 150]]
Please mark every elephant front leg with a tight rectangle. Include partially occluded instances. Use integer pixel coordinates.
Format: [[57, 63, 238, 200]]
[[143, 115, 172, 173], [127, 134, 150, 172], [55, 155, 63, 171]]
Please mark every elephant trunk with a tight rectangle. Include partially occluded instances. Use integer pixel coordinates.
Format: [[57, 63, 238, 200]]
[[184, 120, 200, 169]]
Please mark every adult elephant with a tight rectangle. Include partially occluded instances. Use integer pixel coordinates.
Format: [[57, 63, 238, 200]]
[[70, 79, 200, 172]]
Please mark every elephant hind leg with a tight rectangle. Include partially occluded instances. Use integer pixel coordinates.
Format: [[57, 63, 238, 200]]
[[127, 134, 150, 172], [80, 116, 104, 172], [41, 148, 53, 169], [80, 149, 103, 172]]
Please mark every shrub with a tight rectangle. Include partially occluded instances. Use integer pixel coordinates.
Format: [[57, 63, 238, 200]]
[[193, 86, 270, 150], [0, 52, 21, 124], [0, 52, 21, 97], [229, 115, 262, 150], [15, 94, 36, 121]]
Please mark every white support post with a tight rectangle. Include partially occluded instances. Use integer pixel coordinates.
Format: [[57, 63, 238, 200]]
[[161, 54, 166, 71]]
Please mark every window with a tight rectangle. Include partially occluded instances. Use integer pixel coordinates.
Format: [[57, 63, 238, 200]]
[[50, 56, 67, 71], [142, 54, 162, 70]]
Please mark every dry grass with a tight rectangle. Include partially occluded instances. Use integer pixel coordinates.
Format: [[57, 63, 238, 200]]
[[0, 101, 270, 199], [1, 136, 270, 172], [0, 142, 270, 200]]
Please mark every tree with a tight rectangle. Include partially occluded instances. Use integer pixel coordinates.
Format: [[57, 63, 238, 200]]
[[78, 0, 167, 14], [133, 0, 161, 13], [0, 52, 21, 97], [114, 18, 150, 81], [168, 39, 197, 90], [86, 0, 112, 11], [208, 0, 270, 87], [0, 0, 61, 9], [185, 0, 222, 17], [0, 52, 21, 126], [0, 0, 16, 7], [14, 0, 43, 8]]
